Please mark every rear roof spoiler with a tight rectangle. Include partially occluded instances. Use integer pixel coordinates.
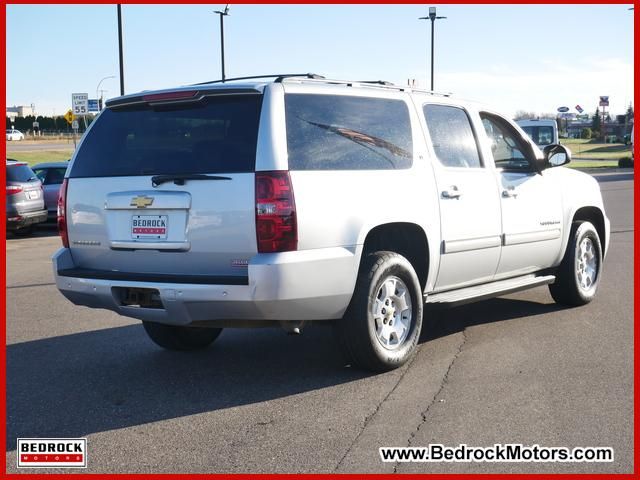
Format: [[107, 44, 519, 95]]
[[105, 87, 261, 109]]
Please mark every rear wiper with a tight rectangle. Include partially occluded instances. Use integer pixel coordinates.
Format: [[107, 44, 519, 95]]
[[151, 174, 232, 187]]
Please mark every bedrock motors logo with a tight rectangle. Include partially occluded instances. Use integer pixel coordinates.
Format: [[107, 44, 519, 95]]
[[17, 438, 87, 468]]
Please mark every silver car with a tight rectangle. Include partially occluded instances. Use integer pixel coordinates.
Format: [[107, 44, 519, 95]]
[[6, 160, 47, 234]]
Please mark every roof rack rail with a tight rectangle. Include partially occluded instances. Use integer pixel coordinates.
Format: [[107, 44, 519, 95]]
[[279, 76, 410, 93], [191, 73, 452, 97], [193, 73, 324, 86], [357, 80, 395, 86]]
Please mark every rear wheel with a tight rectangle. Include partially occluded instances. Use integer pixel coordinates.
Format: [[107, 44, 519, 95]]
[[335, 251, 423, 372], [142, 322, 223, 351], [549, 221, 602, 306]]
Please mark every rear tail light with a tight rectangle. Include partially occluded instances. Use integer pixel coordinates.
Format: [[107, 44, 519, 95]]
[[57, 179, 69, 248], [255, 171, 297, 253], [6, 185, 23, 195]]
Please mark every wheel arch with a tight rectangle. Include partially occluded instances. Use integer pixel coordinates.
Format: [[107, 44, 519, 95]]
[[572, 206, 607, 255], [357, 222, 433, 292], [557, 206, 608, 264]]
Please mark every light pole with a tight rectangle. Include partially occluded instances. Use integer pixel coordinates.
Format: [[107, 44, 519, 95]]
[[117, 4, 125, 95], [214, 5, 230, 82], [419, 6, 446, 91], [96, 76, 116, 111]]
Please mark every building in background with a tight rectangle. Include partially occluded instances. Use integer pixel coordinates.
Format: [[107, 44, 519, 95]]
[[566, 119, 633, 141], [6, 105, 35, 120]]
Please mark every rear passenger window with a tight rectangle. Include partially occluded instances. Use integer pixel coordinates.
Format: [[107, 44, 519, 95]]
[[285, 94, 413, 170], [423, 104, 482, 168]]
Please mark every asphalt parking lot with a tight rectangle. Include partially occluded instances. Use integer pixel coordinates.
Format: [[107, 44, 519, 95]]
[[5, 171, 634, 474]]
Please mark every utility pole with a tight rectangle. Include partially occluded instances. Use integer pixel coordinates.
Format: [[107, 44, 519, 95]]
[[214, 5, 230, 82], [117, 5, 125, 95], [419, 7, 446, 91]]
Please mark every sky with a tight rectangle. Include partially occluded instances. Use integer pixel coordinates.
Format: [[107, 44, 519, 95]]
[[6, 4, 635, 118]]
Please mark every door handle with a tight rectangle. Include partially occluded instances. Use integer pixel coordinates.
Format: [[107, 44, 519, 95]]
[[502, 187, 518, 198], [441, 186, 461, 199]]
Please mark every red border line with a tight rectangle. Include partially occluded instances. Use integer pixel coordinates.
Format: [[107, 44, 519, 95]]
[[2, 1, 638, 479]]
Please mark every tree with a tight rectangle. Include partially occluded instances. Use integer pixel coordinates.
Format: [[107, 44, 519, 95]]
[[591, 108, 601, 136], [626, 104, 634, 120], [513, 110, 538, 121], [581, 128, 592, 139]]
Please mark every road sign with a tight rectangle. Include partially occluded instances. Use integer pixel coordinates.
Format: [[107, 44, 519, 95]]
[[575, 104, 584, 114], [72, 120, 79, 130], [557, 106, 569, 113], [599, 96, 609, 107], [64, 109, 75, 125], [32, 121, 39, 128], [72, 93, 89, 115], [88, 99, 100, 113]]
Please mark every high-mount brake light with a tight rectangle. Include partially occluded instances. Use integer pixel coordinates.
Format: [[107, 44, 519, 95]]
[[255, 171, 297, 253], [142, 91, 199, 102]]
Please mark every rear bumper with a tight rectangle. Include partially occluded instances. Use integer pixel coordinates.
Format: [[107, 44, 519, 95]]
[[6, 209, 48, 230], [53, 246, 360, 326]]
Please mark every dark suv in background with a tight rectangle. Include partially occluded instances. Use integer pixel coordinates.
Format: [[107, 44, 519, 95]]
[[6, 160, 47, 235]]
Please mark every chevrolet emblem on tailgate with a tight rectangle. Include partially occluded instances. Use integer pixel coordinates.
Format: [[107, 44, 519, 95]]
[[130, 195, 154, 208]]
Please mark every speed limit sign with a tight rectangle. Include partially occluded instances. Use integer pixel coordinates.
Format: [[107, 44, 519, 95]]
[[72, 93, 89, 115]]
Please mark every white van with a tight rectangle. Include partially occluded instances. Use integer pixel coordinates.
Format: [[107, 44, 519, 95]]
[[516, 119, 559, 147]]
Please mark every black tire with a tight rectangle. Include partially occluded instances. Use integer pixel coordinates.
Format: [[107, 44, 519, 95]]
[[14, 225, 34, 236], [549, 221, 603, 306], [142, 322, 223, 351], [335, 251, 423, 372]]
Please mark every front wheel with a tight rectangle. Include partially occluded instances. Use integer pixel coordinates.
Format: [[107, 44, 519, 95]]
[[549, 221, 603, 306], [335, 251, 423, 372], [142, 322, 223, 351]]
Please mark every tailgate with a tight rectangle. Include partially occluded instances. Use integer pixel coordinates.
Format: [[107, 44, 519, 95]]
[[66, 175, 256, 277], [64, 90, 262, 279]]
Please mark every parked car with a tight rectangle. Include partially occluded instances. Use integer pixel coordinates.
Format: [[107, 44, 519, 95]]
[[6, 160, 47, 234], [6, 129, 25, 141], [52, 74, 609, 371], [32, 162, 69, 222], [516, 119, 559, 147]]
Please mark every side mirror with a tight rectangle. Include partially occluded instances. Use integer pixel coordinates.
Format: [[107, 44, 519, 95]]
[[543, 144, 571, 168]]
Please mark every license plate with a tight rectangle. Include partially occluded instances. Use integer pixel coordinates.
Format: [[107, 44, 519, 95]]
[[131, 215, 168, 240], [26, 190, 39, 200]]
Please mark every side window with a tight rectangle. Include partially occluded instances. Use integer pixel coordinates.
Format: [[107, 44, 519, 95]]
[[34, 168, 47, 183], [45, 167, 66, 185], [481, 113, 532, 171], [285, 94, 413, 170], [423, 104, 482, 168]]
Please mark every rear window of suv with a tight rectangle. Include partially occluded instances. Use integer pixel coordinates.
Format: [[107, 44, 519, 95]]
[[6, 164, 37, 182], [69, 94, 262, 178], [285, 94, 413, 170]]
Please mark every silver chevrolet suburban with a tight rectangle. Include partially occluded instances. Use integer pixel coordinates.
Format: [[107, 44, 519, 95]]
[[53, 74, 609, 371]]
